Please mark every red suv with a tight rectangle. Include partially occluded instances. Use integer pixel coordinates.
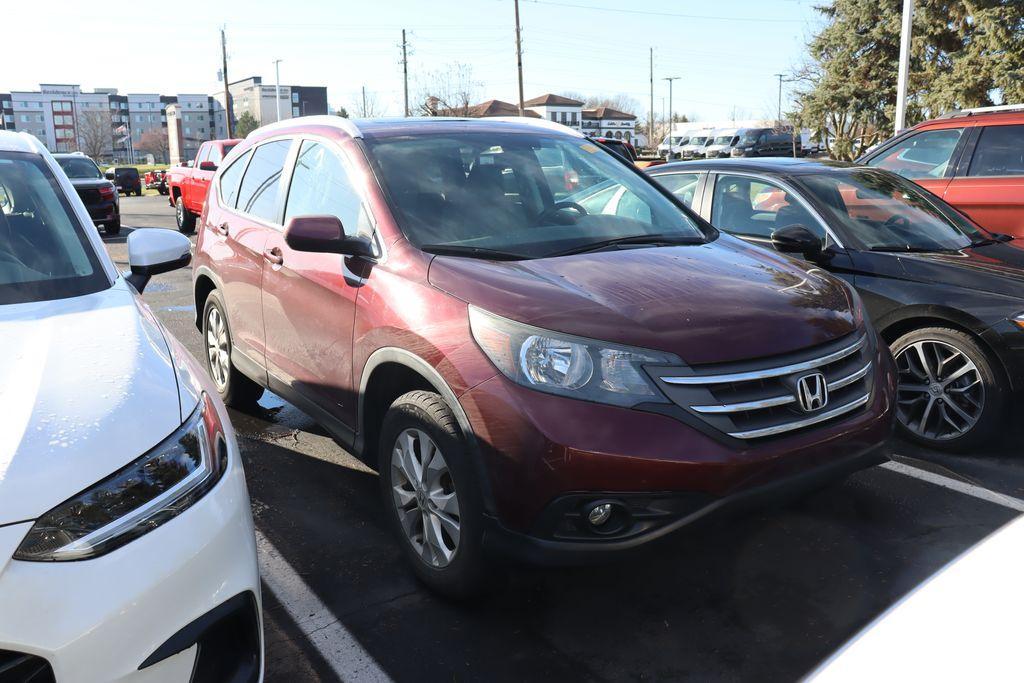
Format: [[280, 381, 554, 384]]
[[859, 105, 1024, 238], [193, 116, 896, 596]]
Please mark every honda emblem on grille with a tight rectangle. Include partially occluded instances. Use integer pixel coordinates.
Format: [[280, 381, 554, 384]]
[[795, 372, 828, 412]]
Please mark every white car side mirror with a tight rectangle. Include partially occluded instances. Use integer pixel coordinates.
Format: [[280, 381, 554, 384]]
[[126, 229, 191, 293]]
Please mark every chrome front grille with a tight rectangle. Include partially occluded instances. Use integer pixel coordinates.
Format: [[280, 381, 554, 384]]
[[649, 333, 873, 440]]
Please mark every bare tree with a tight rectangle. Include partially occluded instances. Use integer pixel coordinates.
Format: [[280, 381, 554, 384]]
[[353, 88, 384, 118], [416, 63, 479, 116], [136, 128, 170, 163], [76, 110, 113, 159]]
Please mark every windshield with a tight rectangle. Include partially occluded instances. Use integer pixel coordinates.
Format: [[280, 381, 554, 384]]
[[714, 135, 734, 145], [689, 137, 707, 146], [365, 131, 705, 259], [797, 170, 983, 252], [56, 156, 103, 180], [0, 152, 108, 304], [738, 131, 761, 145]]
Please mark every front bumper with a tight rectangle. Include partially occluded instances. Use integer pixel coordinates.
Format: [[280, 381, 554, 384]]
[[0, 436, 262, 682]]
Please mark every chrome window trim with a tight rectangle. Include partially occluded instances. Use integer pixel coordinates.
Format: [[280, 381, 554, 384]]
[[662, 335, 865, 385]]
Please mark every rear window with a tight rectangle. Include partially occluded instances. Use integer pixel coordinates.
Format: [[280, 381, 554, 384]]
[[56, 157, 102, 179], [0, 152, 108, 304], [968, 125, 1024, 177], [115, 168, 140, 179]]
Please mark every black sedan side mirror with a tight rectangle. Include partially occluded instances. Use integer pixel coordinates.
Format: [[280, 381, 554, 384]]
[[284, 215, 376, 259], [771, 224, 824, 259]]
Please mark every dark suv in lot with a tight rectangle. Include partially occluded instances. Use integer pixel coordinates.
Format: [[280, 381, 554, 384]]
[[105, 166, 142, 196], [53, 153, 120, 235], [193, 116, 896, 596]]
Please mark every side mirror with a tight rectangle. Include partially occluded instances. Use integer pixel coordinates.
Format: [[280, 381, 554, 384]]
[[199, 161, 218, 172], [771, 224, 823, 259], [284, 215, 376, 259], [125, 229, 192, 292]]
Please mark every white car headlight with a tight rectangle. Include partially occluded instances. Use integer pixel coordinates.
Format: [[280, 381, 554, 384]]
[[14, 393, 226, 562], [469, 307, 681, 407]]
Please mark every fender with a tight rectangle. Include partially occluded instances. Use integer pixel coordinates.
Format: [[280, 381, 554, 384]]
[[191, 265, 224, 330], [875, 303, 990, 340], [357, 347, 497, 514]]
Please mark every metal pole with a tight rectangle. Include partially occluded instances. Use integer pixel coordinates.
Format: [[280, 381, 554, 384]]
[[662, 76, 679, 140], [273, 59, 283, 122], [402, 29, 410, 117], [362, 86, 367, 117], [649, 47, 654, 150], [775, 73, 784, 126], [514, 0, 525, 115], [221, 27, 233, 138], [895, 0, 914, 133]]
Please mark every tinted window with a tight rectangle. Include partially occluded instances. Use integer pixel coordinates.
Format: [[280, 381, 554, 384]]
[[0, 152, 108, 304], [195, 144, 211, 165], [866, 128, 963, 179], [236, 140, 291, 223], [968, 125, 1024, 177], [284, 141, 368, 235], [56, 157, 102, 179], [651, 172, 700, 207], [218, 149, 252, 208], [711, 174, 823, 239]]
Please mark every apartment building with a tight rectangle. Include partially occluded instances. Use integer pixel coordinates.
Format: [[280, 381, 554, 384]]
[[219, 76, 328, 126]]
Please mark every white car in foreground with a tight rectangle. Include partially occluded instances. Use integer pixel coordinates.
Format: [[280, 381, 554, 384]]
[[811, 514, 1024, 681], [0, 131, 262, 682]]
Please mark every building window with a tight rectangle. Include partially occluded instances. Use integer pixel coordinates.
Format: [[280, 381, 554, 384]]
[[292, 92, 299, 103], [185, 127, 191, 135], [20, 115, 28, 123], [1, 100, 9, 108], [292, 106, 300, 117], [549, 112, 557, 122]]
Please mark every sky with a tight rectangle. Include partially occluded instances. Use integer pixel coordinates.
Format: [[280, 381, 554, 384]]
[[6, 0, 826, 122]]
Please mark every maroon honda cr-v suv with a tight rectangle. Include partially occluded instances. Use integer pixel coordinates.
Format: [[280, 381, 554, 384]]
[[193, 116, 896, 597]]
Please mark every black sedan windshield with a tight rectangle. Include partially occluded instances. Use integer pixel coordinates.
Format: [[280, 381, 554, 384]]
[[798, 170, 983, 252], [56, 156, 102, 179], [365, 132, 704, 259]]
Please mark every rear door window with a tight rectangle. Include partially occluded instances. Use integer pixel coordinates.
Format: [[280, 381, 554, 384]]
[[218, 149, 252, 208], [866, 128, 964, 179], [652, 172, 701, 207], [967, 125, 1024, 177], [236, 140, 291, 223]]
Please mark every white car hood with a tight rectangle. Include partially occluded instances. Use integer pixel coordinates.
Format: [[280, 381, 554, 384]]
[[0, 283, 184, 524]]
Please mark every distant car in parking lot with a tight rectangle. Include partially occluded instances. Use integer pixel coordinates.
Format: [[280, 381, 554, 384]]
[[704, 128, 740, 158], [731, 127, 801, 157], [105, 165, 142, 196], [590, 136, 638, 162], [144, 168, 168, 195], [0, 131, 262, 682], [679, 129, 713, 159], [194, 115, 894, 598], [649, 157, 1024, 450], [858, 104, 1024, 239], [53, 152, 121, 235], [166, 138, 241, 234], [658, 135, 688, 159]]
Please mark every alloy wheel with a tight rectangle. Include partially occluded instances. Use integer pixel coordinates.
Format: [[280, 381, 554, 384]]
[[391, 428, 461, 568], [895, 340, 984, 441], [206, 306, 230, 390]]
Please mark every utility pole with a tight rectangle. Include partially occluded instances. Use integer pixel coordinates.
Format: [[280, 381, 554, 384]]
[[221, 27, 233, 138], [895, 0, 914, 133], [649, 47, 654, 150], [273, 59, 283, 122], [401, 29, 410, 117], [662, 76, 679, 138], [513, 0, 525, 115], [775, 73, 784, 126], [362, 86, 368, 117]]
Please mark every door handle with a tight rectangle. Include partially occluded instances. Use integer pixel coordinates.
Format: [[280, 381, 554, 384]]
[[263, 247, 284, 265], [214, 222, 229, 236]]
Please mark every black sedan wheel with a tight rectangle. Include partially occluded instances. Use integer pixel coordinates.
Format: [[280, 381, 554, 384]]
[[891, 327, 1006, 451]]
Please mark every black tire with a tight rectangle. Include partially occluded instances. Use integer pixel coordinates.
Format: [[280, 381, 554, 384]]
[[105, 218, 121, 236], [379, 390, 491, 599], [176, 196, 196, 234], [890, 326, 1007, 451], [202, 290, 264, 408]]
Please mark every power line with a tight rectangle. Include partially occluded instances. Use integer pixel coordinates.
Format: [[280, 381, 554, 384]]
[[515, 0, 806, 23]]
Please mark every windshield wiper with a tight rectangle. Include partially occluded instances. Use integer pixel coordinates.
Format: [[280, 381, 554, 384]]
[[420, 244, 528, 261], [970, 233, 1014, 247], [549, 233, 704, 258], [868, 245, 957, 253]]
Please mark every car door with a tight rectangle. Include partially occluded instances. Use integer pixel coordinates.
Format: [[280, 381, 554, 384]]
[[941, 124, 1024, 237], [862, 126, 970, 199], [261, 138, 371, 429], [188, 143, 215, 214], [212, 139, 293, 375]]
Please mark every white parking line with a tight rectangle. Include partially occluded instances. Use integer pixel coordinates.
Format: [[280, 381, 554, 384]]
[[882, 460, 1024, 513], [256, 529, 393, 682]]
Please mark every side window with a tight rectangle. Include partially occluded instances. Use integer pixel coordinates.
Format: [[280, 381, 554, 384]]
[[207, 144, 224, 165], [711, 174, 823, 239], [236, 140, 291, 223], [284, 140, 368, 235], [218, 149, 252, 208], [967, 125, 1024, 177], [653, 172, 700, 208], [195, 144, 211, 166], [866, 128, 964, 179]]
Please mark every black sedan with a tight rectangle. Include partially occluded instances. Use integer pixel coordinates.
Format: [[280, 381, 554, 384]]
[[648, 158, 1024, 451]]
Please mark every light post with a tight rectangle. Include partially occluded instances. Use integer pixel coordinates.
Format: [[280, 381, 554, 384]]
[[894, 0, 914, 133], [273, 59, 283, 122], [662, 76, 680, 143]]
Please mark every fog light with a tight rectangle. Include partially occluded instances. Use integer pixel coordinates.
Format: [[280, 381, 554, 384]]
[[588, 503, 613, 527]]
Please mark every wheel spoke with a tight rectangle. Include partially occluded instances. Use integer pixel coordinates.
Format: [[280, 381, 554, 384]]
[[897, 383, 931, 394], [913, 343, 936, 382], [895, 339, 985, 442], [941, 363, 975, 388]]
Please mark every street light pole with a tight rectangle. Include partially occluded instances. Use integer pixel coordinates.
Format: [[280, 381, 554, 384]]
[[894, 0, 914, 133], [273, 59, 283, 122], [662, 76, 679, 141]]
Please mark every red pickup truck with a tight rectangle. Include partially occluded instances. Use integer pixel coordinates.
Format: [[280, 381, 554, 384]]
[[167, 138, 240, 233]]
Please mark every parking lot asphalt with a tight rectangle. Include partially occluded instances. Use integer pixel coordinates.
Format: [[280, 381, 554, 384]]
[[107, 194, 1024, 682]]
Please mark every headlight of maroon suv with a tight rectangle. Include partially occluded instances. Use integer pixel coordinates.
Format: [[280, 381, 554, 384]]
[[469, 306, 683, 407]]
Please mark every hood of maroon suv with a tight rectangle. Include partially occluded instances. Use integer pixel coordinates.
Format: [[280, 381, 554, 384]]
[[428, 236, 857, 365]]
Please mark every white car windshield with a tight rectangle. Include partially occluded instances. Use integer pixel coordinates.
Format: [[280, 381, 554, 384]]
[[0, 152, 107, 304]]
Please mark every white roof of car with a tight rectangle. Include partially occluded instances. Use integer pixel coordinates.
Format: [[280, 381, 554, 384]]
[[0, 130, 46, 155], [248, 115, 584, 141]]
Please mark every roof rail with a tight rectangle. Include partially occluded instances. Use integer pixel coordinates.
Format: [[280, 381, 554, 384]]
[[489, 116, 585, 137], [937, 103, 1024, 119], [247, 115, 363, 140]]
